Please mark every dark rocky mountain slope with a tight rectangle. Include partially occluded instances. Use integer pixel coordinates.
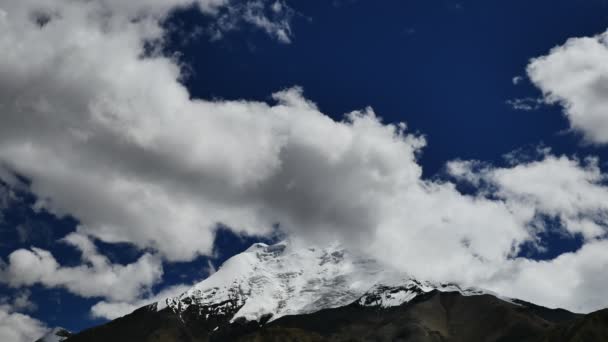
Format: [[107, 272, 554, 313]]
[[65, 290, 608, 342]]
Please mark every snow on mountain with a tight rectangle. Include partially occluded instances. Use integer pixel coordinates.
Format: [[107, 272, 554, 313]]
[[35, 327, 72, 342], [357, 281, 491, 308], [158, 242, 509, 323]]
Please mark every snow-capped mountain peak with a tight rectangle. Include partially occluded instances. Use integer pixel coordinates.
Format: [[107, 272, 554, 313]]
[[158, 242, 506, 323], [35, 327, 72, 342]]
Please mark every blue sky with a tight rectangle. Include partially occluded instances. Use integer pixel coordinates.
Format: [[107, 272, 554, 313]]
[[171, 0, 608, 170], [3, 0, 608, 339]]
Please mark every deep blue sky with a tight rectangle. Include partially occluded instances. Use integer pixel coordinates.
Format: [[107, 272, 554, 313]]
[[168, 0, 608, 175], [3, 0, 608, 333]]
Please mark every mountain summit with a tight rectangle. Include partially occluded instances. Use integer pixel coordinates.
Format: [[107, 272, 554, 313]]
[[35, 327, 72, 342], [158, 242, 498, 324], [63, 242, 608, 342]]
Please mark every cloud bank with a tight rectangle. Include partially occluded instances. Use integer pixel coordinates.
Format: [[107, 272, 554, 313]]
[[0, 0, 297, 261], [0, 0, 608, 316]]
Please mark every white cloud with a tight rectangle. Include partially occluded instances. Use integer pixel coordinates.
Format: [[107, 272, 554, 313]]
[[506, 97, 543, 111], [486, 239, 608, 313], [90, 283, 193, 320], [205, 260, 217, 276], [0, 306, 48, 342], [0, 0, 425, 261], [200, 0, 294, 42], [441, 154, 608, 312], [1, 0, 608, 316], [528, 30, 608, 144], [450, 155, 608, 239], [512, 75, 524, 85], [11, 292, 37, 313], [0, 0, 299, 261], [0, 290, 37, 313], [240, 0, 293, 43], [357, 152, 608, 313], [1, 233, 163, 301]]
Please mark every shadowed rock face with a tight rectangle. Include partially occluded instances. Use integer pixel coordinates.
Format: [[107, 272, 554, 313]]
[[64, 290, 608, 342], [538, 308, 608, 342]]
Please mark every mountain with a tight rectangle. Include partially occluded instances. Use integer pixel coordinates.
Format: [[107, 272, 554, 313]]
[[162, 242, 505, 324], [63, 242, 608, 342], [35, 327, 72, 342]]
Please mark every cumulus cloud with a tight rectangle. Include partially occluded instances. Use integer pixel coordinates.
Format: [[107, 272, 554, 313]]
[[441, 154, 608, 312], [0, 0, 300, 261], [0, 0, 424, 262], [450, 154, 608, 239], [0, 290, 37, 313], [0, 309, 48, 342], [91, 283, 193, 320], [528, 30, 608, 144], [330, 151, 608, 313], [0, 233, 163, 301], [2, 0, 608, 316], [488, 239, 608, 313], [0, 301, 48, 342]]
